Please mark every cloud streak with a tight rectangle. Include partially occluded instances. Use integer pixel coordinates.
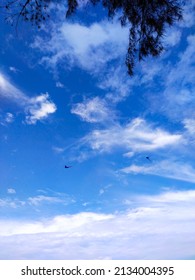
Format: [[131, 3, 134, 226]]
[[0, 193, 75, 210], [0, 72, 28, 104], [81, 118, 182, 154], [121, 160, 195, 183]]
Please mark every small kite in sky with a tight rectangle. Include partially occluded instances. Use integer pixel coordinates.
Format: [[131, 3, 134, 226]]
[[65, 165, 72, 168], [146, 156, 151, 161]]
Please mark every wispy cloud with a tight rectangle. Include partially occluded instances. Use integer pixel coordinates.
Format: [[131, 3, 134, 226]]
[[0, 72, 57, 124], [0, 72, 28, 104], [0, 192, 75, 209], [7, 188, 16, 194], [52, 146, 65, 154], [183, 119, 195, 135], [163, 28, 182, 47], [99, 184, 112, 196], [5, 112, 14, 123], [135, 190, 195, 204], [149, 34, 195, 121], [0, 189, 195, 259], [9, 66, 20, 74], [140, 60, 165, 85], [99, 65, 137, 103], [28, 194, 72, 206], [0, 198, 25, 208], [0, 112, 14, 126], [179, 0, 195, 28], [56, 81, 64, 88], [32, 20, 128, 74], [81, 118, 182, 154], [121, 160, 195, 183], [71, 97, 115, 123]]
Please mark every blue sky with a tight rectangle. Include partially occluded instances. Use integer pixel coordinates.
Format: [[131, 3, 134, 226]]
[[0, 1, 195, 259]]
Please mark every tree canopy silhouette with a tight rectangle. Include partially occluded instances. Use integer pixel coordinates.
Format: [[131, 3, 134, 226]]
[[1, 0, 183, 75]]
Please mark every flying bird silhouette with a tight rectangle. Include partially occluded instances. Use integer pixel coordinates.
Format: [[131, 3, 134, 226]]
[[64, 165, 72, 169]]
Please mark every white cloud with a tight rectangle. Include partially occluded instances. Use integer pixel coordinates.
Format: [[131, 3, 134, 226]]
[[183, 119, 195, 135], [0, 198, 25, 208], [52, 146, 65, 154], [0, 72, 57, 124], [9, 66, 20, 74], [99, 65, 137, 103], [99, 184, 112, 196], [7, 188, 16, 194], [179, 0, 195, 28], [140, 60, 164, 84], [0, 72, 28, 104], [121, 160, 195, 183], [56, 81, 64, 88], [5, 112, 14, 123], [163, 28, 182, 47], [138, 190, 195, 204], [155, 34, 195, 121], [82, 118, 182, 154], [71, 97, 114, 123], [142, 32, 195, 126], [28, 195, 71, 206], [25, 93, 57, 124], [0, 112, 14, 126], [0, 191, 75, 209], [0, 189, 195, 259], [32, 20, 128, 73]]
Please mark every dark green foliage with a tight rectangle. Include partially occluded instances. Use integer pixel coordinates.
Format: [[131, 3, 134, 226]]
[[1, 0, 183, 75], [1, 0, 50, 28]]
